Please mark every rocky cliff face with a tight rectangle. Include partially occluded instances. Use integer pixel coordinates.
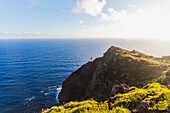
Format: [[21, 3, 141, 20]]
[[58, 57, 102, 103], [58, 46, 170, 104]]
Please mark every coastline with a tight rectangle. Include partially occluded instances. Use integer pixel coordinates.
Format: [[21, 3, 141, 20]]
[[45, 46, 170, 113]]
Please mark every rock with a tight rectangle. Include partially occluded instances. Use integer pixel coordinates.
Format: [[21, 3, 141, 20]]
[[166, 70, 170, 76], [110, 83, 129, 96], [162, 56, 170, 61], [132, 101, 151, 113], [160, 70, 170, 86]]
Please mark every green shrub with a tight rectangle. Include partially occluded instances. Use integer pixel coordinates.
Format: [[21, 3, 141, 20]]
[[43, 82, 170, 113]]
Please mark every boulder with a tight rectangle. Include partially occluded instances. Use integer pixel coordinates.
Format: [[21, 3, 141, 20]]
[[110, 83, 129, 96]]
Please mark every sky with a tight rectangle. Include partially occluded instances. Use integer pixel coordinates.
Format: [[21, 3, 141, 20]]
[[0, 0, 170, 40]]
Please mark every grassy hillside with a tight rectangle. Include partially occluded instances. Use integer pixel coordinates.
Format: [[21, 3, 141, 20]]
[[43, 82, 170, 113]]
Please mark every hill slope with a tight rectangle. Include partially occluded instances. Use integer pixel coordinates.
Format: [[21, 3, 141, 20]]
[[43, 82, 170, 113], [59, 46, 170, 103]]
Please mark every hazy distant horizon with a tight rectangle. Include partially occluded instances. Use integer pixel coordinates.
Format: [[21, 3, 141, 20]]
[[0, 38, 169, 56], [0, 37, 170, 41]]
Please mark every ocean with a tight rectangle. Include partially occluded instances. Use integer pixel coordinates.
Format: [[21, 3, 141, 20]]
[[0, 38, 169, 113]]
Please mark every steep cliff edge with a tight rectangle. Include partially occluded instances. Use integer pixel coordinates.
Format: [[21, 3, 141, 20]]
[[59, 46, 170, 104]]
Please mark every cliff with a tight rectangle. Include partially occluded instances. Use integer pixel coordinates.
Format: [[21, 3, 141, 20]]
[[58, 46, 170, 103]]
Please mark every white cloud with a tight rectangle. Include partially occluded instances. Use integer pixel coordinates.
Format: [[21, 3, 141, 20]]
[[101, 9, 128, 21], [2, 6, 170, 40], [2, 1, 170, 40], [107, 8, 115, 13], [0, 31, 82, 39], [129, 3, 137, 8], [72, 0, 106, 16], [75, 6, 170, 40], [81, 25, 86, 27], [78, 20, 84, 24]]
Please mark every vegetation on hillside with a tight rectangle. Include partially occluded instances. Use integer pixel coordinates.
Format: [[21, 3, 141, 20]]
[[84, 47, 169, 101], [43, 82, 170, 113]]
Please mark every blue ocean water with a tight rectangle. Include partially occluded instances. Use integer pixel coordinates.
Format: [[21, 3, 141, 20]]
[[0, 39, 169, 113]]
